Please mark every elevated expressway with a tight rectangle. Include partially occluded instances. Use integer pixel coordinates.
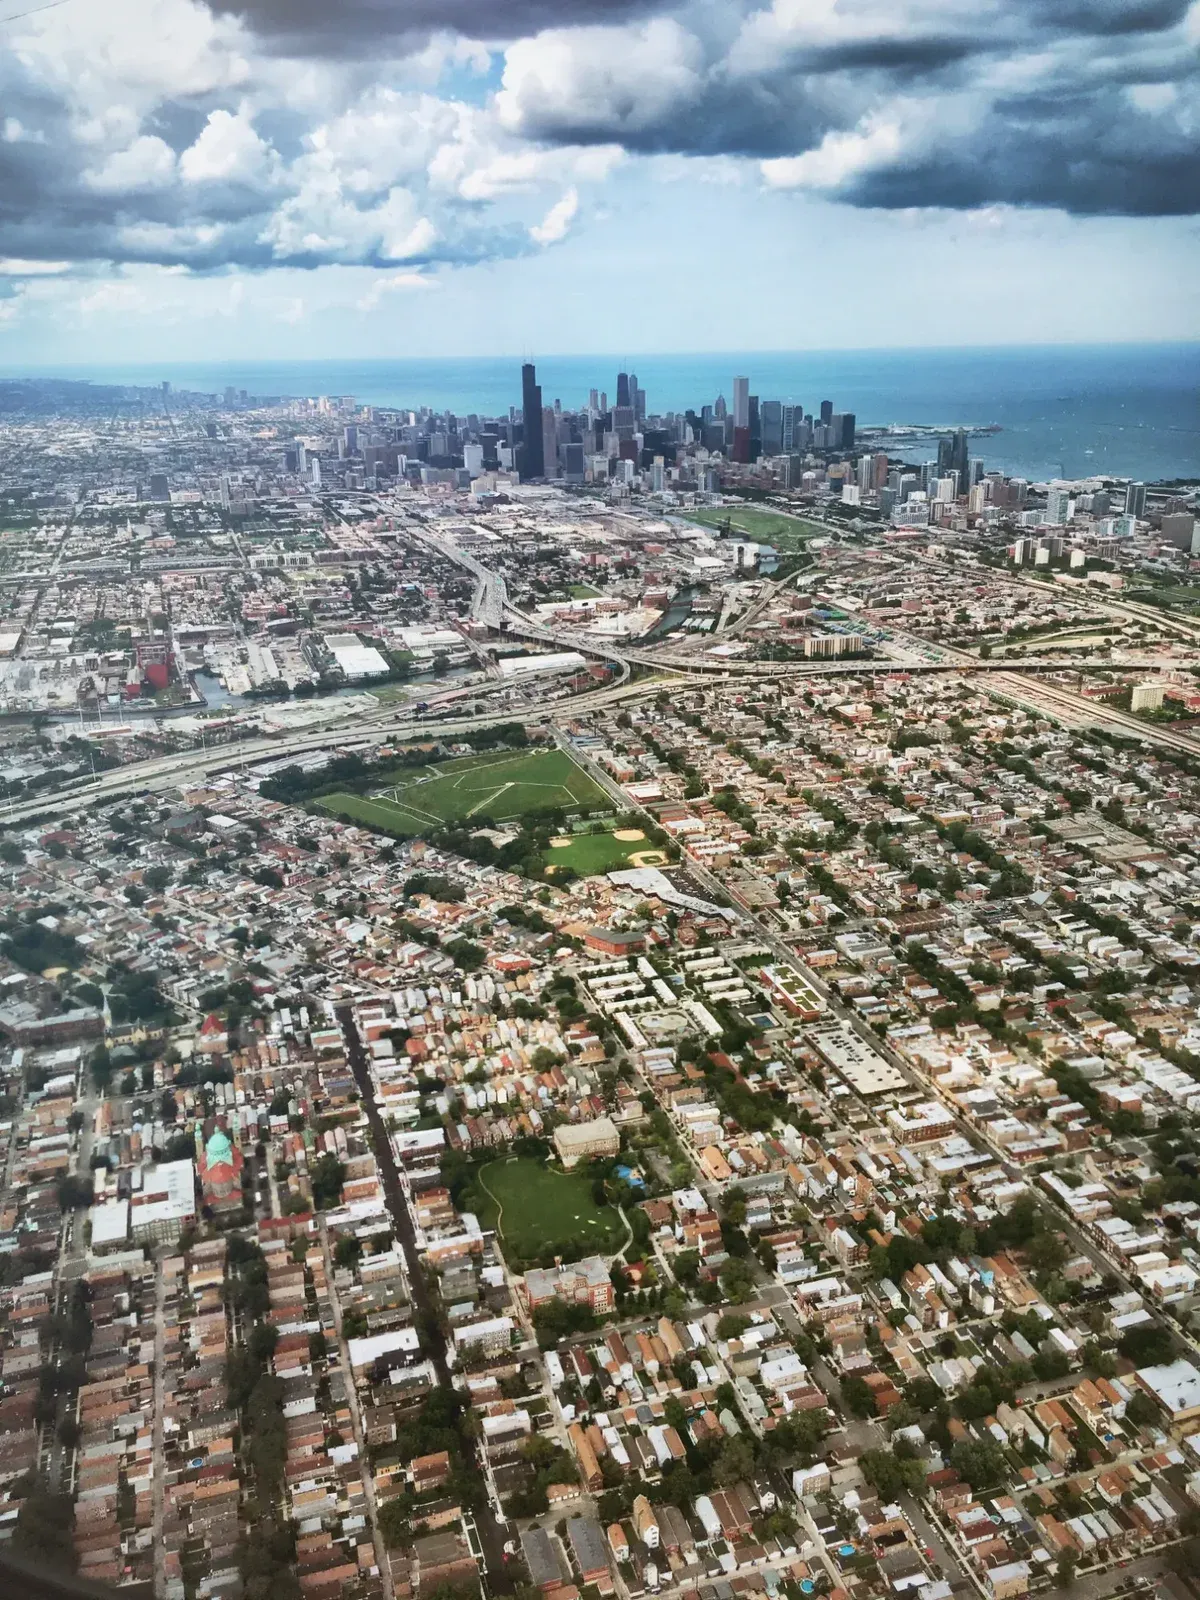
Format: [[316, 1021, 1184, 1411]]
[[7, 531, 1200, 825]]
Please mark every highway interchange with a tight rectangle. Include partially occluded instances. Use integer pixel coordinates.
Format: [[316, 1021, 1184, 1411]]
[[8, 526, 1200, 830]]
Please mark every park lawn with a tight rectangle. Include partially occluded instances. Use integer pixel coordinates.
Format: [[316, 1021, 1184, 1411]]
[[1128, 586, 1200, 613], [569, 583, 602, 598], [317, 747, 609, 835], [545, 829, 665, 877], [478, 1157, 625, 1260], [683, 504, 824, 550], [315, 791, 429, 836]]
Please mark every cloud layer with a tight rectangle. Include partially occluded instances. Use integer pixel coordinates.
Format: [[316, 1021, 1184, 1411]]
[[0, 0, 1197, 295]]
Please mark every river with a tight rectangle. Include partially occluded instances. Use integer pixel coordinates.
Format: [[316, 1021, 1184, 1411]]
[[642, 586, 696, 641]]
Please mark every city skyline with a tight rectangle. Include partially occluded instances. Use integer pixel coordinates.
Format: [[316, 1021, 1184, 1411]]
[[0, 0, 1197, 361], [1, 292, 1199, 1600]]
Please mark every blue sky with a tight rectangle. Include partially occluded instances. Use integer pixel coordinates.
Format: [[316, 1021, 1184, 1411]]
[[1, 0, 1198, 362]]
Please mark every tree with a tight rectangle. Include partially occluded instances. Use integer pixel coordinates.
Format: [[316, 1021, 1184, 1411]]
[[377, 1496, 412, 1548], [673, 1249, 700, 1287], [90, 1045, 113, 1092], [720, 1257, 756, 1304], [311, 1154, 345, 1210], [950, 1437, 1006, 1491], [1124, 1389, 1161, 1429], [1118, 1322, 1174, 1367], [248, 1320, 279, 1366], [1033, 1347, 1071, 1382], [1026, 1229, 1068, 1275], [859, 1449, 925, 1501], [663, 1396, 687, 1432], [334, 1235, 362, 1268], [906, 1377, 944, 1414], [532, 1299, 595, 1347], [715, 1434, 757, 1487], [1055, 1549, 1077, 1588], [841, 1376, 876, 1418]]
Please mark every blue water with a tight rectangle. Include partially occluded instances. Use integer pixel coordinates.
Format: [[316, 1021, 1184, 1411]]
[[9, 344, 1199, 483]]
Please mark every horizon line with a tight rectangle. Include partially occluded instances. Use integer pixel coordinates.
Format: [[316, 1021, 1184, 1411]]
[[4, 336, 1200, 373]]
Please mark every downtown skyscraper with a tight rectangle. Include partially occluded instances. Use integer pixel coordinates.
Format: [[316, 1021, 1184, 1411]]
[[520, 362, 544, 480]]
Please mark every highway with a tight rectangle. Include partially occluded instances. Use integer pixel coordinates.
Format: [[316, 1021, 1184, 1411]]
[[7, 524, 1200, 829], [6, 646, 1196, 830], [0, 673, 682, 827]]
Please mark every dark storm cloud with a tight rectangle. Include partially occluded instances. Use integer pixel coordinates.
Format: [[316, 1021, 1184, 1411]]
[[204, 0, 671, 56], [1024, 0, 1194, 33], [494, 0, 1200, 214], [2, 0, 1199, 280], [841, 86, 1200, 215]]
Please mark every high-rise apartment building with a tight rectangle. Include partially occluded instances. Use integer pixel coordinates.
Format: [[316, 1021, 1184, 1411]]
[[1045, 486, 1074, 525], [781, 404, 800, 451]]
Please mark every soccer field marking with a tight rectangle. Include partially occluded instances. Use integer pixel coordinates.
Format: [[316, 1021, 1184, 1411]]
[[370, 800, 438, 828], [465, 783, 511, 818], [373, 789, 441, 825], [350, 748, 606, 834]]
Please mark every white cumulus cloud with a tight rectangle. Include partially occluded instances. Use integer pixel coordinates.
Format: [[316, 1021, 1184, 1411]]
[[529, 186, 578, 244], [180, 109, 275, 183]]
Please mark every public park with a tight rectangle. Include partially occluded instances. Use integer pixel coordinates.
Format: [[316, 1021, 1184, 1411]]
[[470, 1156, 627, 1264], [684, 503, 824, 550], [316, 745, 609, 836]]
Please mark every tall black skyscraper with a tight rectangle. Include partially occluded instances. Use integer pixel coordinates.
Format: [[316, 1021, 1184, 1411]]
[[950, 427, 969, 484], [819, 400, 833, 425], [938, 428, 968, 484], [616, 371, 631, 409], [520, 362, 544, 480]]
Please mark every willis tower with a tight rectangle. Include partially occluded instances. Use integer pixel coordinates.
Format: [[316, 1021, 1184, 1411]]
[[520, 362, 544, 480]]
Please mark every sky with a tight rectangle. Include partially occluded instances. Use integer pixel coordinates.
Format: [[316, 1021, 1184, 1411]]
[[1, 0, 1199, 363]]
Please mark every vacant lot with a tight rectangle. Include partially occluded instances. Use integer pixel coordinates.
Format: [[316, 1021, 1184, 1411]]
[[683, 504, 825, 549], [475, 1157, 625, 1262], [316, 746, 608, 836]]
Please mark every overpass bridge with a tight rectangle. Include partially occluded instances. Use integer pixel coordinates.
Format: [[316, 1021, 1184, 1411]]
[[403, 523, 1200, 682]]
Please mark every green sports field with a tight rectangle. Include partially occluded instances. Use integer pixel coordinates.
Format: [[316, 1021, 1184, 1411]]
[[475, 1157, 625, 1261], [316, 746, 608, 836], [684, 504, 825, 549], [544, 828, 666, 876]]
